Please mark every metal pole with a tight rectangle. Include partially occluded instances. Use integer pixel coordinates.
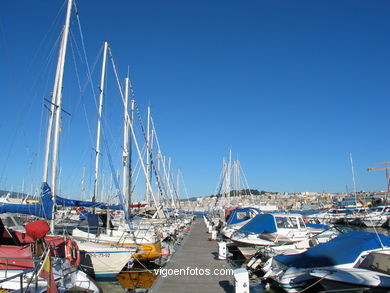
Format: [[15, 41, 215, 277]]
[[93, 41, 108, 202], [122, 78, 129, 204], [49, 0, 73, 232]]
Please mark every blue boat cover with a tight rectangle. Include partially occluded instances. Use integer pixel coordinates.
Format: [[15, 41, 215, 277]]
[[237, 214, 277, 235], [56, 196, 122, 210], [0, 182, 53, 219], [275, 231, 390, 268], [305, 222, 329, 230], [226, 208, 260, 225], [0, 182, 122, 221]]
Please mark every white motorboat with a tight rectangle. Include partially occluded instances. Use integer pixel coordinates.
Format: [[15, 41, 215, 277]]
[[220, 207, 260, 238], [231, 213, 311, 247], [311, 249, 390, 292], [262, 231, 390, 293]]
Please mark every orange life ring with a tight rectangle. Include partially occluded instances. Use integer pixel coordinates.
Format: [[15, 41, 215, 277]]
[[65, 240, 80, 268]]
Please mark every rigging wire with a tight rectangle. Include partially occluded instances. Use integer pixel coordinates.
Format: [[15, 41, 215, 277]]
[[239, 161, 254, 201]]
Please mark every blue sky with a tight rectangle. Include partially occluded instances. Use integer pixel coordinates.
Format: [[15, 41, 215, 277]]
[[0, 0, 390, 199]]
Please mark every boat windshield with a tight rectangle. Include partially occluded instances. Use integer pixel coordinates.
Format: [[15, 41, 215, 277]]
[[275, 217, 298, 229], [359, 251, 390, 273], [298, 217, 306, 229]]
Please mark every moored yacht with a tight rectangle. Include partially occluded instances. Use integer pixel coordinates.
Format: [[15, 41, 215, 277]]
[[220, 207, 260, 238], [262, 231, 390, 293], [230, 213, 313, 258], [310, 248, 390, 292]]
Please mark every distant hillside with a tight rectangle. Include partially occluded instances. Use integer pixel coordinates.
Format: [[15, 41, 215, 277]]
[[209, 189, 269, 198], [178, 189, 271, 201]]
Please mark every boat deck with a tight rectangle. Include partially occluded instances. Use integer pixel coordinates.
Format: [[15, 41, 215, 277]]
[[151, 218, 234, 293]]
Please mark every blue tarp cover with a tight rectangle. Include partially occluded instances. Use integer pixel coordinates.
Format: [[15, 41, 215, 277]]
[[227, 208, 251, 225], [275, 231, 390, 268], [56, 196, 122, 210], [306, 222, 329, 230], [237, 214, 277, 235], [226, 208, 260, 225]]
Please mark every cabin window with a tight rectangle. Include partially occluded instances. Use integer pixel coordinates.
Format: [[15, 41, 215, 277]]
[[287, 217, 298, 228], [236, 212, 249, 220], [275, 217, 298, 229], [298, 217, 306, 229]]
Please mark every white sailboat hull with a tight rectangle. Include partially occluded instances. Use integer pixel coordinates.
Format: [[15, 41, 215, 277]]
[[76, 240, 136, 280]]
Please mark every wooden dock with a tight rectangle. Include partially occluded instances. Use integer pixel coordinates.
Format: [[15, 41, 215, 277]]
[[150, 218, 234, 293]]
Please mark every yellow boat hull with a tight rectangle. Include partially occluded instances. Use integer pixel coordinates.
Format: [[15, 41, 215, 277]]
[[114, 241, 162, 260]]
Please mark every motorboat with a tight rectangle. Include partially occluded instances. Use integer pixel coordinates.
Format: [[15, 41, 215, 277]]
[[262, 231, 390, 293], [230, 213, 314, 259], [220, 207, 260, 238], [310, 249, 390, 292], [246, 225, 350, 272], [358, 205, 390, 227]]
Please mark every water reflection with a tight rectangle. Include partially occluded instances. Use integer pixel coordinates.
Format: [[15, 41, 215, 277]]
[[116, 270, 157, 291]]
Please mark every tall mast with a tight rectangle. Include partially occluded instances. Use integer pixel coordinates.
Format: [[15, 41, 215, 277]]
[[42, 50, 60, 184], [228, 150, 232, 201], [128, 99, 134, 214], [177, 169, 180, 201], [81, 166, 85, 201], [92, 41, 108, 202], [127, 107, 160, 210], [122, 77, 129, 208], [145, 106, 151, 204], [156, 152, 160, 204], [49, 0, 73, 232], [42, 1, 69, 184], [168, 157, 175, 208]]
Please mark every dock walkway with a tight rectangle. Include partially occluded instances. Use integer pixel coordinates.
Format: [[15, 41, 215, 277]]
[[151, 218, 234, 293]]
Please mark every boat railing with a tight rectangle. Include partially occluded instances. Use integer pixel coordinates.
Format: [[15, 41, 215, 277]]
[[0, 256, 37, 278], [318, 288, 371, 292], [0, 255, 40, 291], [0, 267, 35, 292]]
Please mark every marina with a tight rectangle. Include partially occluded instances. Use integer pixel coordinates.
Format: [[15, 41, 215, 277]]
[[1, 0, 390, 292]]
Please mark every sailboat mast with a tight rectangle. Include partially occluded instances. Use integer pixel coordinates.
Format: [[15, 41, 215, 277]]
[[81, 166, 85, 201], [42, 46, 62, 184], [49, 0, 73, 232], [93, 41, 108, 202], [145, 106, 151, 204], [122, 77, 129, 207], [128, 99, 134, 214], [177, 168, 180, 202], [228, 150, 232, 201]]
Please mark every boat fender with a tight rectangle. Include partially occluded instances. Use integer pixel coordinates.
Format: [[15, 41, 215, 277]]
[[65, 239, 80, 267]]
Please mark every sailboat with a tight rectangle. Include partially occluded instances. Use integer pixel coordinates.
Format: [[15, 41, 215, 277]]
[[0, 0, 138, 282], [70, 80, 162, 261]]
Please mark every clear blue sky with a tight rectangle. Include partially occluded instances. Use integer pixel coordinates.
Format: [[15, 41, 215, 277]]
[[0, 0, 390, 199]]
